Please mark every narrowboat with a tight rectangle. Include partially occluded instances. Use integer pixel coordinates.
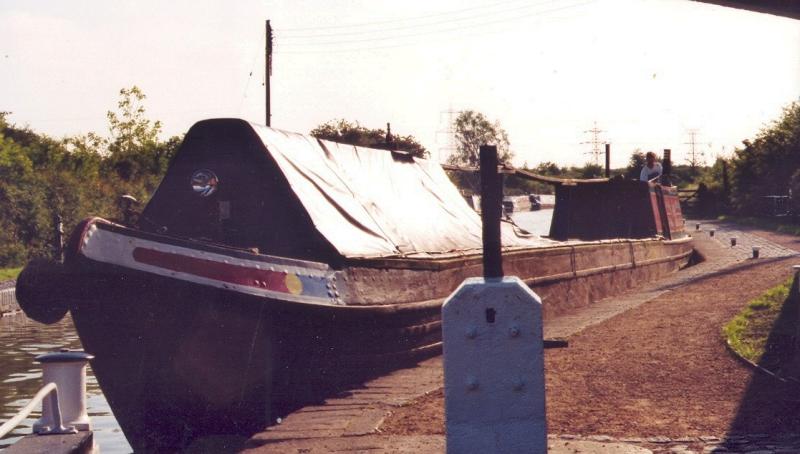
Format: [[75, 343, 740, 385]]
[[16, 119, 691, 452]]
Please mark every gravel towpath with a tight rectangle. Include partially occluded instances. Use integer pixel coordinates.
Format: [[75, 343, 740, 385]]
[[244, 221, 800, 453]]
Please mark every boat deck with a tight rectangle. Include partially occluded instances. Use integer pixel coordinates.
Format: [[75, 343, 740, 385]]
[[239, 224, 798, 453]]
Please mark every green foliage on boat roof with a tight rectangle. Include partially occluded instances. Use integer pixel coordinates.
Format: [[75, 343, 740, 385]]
[[310, 119, 428, 159]]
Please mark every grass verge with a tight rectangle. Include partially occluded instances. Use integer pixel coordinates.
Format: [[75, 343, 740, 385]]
[[0, 267, 22, 282], [723, 277, 795, 369]]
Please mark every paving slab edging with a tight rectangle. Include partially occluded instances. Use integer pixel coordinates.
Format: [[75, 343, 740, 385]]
[[723, 337, 800, 385], [550, 432, 800, 453]]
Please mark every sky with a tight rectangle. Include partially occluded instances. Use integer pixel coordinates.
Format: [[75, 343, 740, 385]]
[[1, 0, 799, 168]]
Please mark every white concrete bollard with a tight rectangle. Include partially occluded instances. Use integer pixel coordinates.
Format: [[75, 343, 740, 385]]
[[33, 351, 94, 433], [442, 276, 546, 454]]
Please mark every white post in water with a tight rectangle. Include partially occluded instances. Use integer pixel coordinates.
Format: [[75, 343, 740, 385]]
[[442, 145, 547, 454], [33, 351, 94, 433]]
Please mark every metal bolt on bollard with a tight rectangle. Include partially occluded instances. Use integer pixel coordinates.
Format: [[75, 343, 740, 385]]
[[33, 351, 94, 434], [752, 246, 761, 259], [730, 237, 737, 247], [709, 229, 715, 237]]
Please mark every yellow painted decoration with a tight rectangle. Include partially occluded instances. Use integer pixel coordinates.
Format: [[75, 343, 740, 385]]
[[285, 273, 303, 295]]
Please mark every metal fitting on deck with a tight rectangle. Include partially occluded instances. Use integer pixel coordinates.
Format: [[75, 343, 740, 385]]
[[730, 237, 737, 247], [33, 351, 94, 433], [752, 246, 760, 259]]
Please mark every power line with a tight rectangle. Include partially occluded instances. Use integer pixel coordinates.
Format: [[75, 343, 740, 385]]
[[273, 0, 594, 54], [277, 0, 560, 40], [238, 28, 267, 114], [277, 1, 590, 47], [276, 0, 550, 33]]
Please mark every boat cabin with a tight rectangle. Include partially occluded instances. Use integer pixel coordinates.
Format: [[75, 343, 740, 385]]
[[549, 178, 686, 241]]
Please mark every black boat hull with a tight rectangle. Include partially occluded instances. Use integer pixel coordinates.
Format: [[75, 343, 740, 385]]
[[66, 259, 440, 452]]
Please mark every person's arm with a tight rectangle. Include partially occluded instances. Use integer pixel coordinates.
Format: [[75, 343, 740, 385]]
[[640, 166, 648, 181]]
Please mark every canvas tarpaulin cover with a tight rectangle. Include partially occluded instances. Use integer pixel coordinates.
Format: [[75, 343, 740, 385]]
[[252, 124, 552, 259]]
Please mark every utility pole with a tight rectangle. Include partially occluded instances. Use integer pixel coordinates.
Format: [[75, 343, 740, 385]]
[[604, 143, 611, 177], [581, 121, 605, 166], [265, 20, 273, 126]]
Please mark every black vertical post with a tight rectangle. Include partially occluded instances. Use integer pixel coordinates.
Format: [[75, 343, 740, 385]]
[[265, 20, 272, 126], [661, 148, 672, 186], [663, 149, 672, 175], [479, 145, 503, 278], [604, 143, 611, 178]]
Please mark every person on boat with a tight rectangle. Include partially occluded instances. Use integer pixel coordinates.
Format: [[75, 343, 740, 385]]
[[640, 151, 663, 182]]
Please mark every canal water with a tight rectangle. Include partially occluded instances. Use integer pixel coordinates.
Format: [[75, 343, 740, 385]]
[[0, 314, 132, 453], [511, 208, 554, 236], [0, 209, 553, 453]]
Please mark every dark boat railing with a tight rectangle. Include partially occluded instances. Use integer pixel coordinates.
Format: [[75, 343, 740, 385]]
[[441, 163, 609, 186]]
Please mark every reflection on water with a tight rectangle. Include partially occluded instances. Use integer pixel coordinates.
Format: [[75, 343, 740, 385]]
[[0, 313, 131, 453]]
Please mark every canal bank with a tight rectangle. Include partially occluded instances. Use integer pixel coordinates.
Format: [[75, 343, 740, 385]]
[[239, 222, 800, 453]]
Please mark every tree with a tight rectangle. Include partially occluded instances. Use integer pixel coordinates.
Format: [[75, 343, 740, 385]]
[[729, 101, 800, 214], [107, 86, 161, 156], [447, 110, 512, 167], [103, 86, 179, 184], [310, 119, 428, 158], [0, 124, 50, 264], [534, 161, 563, 176], [0, 87, 182, 267], [625, 150, 646, 180], [578, 163, 603, 179]]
